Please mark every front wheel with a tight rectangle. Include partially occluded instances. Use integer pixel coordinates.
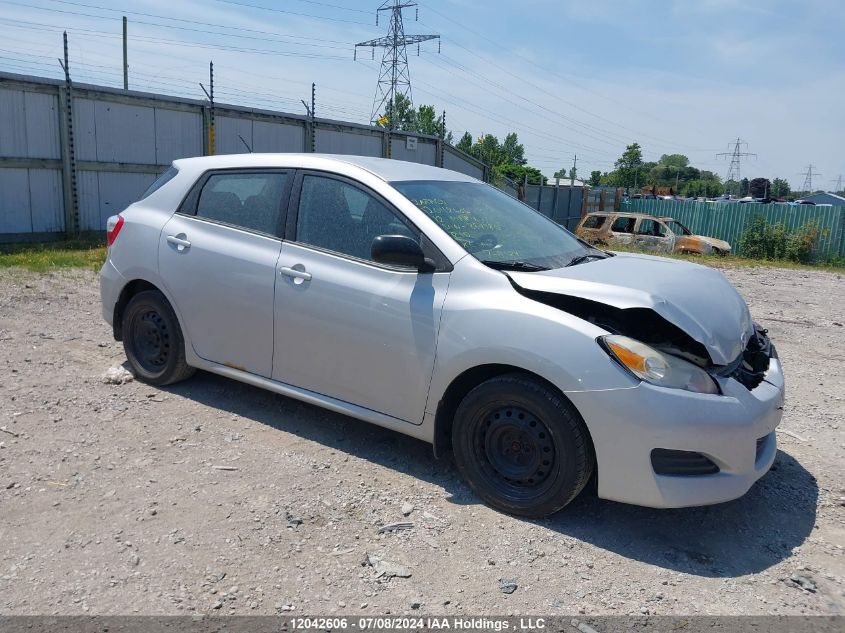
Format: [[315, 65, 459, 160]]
[[122, 289, 195, 386], [451, 374, 594, 518]]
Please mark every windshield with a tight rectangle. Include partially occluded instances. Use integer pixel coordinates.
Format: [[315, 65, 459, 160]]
[[392, 180, 588, 269], [665, 220, 691, 236]]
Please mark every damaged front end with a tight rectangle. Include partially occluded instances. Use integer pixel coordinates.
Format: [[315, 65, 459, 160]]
[[507, 265, 772, 391], [711, 324, 774, 390]]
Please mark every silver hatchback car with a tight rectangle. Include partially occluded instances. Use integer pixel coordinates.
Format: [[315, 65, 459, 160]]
[[100, 154, 784, 517]]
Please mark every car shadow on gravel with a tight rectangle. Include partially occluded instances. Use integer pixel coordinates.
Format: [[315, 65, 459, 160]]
[[163, 371, 816, 580], [542, 449, 817, 578]]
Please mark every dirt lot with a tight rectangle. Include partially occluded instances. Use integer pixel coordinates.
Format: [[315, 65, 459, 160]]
[[0, 264, 843, 616]]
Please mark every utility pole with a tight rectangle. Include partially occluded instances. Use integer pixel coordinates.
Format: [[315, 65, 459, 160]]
[[300, 84, 317, 152], [122, 16, 128, 90], [355, 1, 440, 128], [310, 82, 316, 152], [570, 154, 577, 186], [717, 138, 756, 197], [799, 164, 820, 194], [438, 109, 446, 167], [58, 31, 79, 235], [200, 62, 215, 155]]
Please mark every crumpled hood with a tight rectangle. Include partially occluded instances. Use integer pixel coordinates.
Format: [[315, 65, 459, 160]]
[[507, 252, 753, 365]]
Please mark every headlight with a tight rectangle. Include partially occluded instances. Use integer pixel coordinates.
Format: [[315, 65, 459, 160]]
[[600, 335, 719, 395]]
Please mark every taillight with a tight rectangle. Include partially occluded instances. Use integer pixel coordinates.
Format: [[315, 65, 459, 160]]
[[106, 215, 124, 247]]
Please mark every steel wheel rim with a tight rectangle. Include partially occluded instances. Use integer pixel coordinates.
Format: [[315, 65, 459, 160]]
[[131, 308, 171, 372], [473, 405, 557, 498]]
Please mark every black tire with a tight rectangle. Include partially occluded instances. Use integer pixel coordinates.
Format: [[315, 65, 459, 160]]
[[452, 373, 594, 518], [121, 289, 195, 386]]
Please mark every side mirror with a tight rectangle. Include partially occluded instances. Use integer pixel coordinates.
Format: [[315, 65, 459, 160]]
[[371, 235, 435, 272]]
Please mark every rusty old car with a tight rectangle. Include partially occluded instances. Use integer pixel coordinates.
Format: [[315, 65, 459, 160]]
[[576, 212, 731, 255]]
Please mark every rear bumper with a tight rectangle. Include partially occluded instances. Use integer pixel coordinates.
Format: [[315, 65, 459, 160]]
[[566, 358, 785, 508], [99, 258, 126, 329]]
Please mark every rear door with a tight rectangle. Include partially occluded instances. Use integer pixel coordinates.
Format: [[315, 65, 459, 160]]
[[634, 218, 675, 252], [271, 171, 450, 423], [608, 215, 636, 246], [158, 169, 291, 377]]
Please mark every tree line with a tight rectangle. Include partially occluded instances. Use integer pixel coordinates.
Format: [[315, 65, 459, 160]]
[[376, 95, 546, 185], [589, 142, 795, 199], [377, 99, 800, 198]]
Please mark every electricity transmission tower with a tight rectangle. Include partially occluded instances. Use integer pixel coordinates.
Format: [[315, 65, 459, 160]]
[[716, 138, 756, 196], [799, 165, 820, 193], [355, 1, 440, 127], [831, 175, 842, 193]]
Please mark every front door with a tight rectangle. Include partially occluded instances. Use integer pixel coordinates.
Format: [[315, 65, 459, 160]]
[[271, 172, 450, 423], [158, 169, 290, 377]]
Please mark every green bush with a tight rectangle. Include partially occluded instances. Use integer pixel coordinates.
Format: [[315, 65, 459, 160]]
[[738, 216, 820, 263]]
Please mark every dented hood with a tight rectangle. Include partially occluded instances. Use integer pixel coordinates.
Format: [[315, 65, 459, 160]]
[[507, 252, 753, 365]]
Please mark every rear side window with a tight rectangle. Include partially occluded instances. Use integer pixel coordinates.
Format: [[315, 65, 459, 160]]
[[611, 216, 635, 233], [140, 166, 177, 200], [196, 172, 287, 236], [637, 219, 669, 237], [637, 219, 655, 235], [582, 215, 606, 229]]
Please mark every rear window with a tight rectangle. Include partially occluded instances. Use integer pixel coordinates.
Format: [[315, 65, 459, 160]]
[[582, 215, 607, 229], [140, 166, 178, 200]]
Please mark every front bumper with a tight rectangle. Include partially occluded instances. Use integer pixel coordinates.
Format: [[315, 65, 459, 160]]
[[566, 357, 785, 508]]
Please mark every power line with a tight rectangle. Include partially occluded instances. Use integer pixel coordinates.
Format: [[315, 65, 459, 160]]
[[408, 77, 618, 163], [287, 0, 371, 14], [414, 2, 664, 123], [0, 16, 350, 61], [0, 2, 353, 54], [209, 0, 371, 25], [355, 1, 439, 126], [421, 52, 630, 149], [28, 0, 355, 48], [414, 2, 708, 151]]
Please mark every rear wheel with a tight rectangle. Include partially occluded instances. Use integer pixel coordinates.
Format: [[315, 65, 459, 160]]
[[451, 373, 594, 518], [122, 289, 195, 386]]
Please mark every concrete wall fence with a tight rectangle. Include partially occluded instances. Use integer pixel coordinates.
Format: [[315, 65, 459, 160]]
[[0, 71, 486, 242]]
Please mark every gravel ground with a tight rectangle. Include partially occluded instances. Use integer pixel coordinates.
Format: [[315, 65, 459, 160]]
[[0, 264, 843, 616]]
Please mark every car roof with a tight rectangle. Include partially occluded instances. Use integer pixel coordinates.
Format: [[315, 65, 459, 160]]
[[585, 212, 660, 220], [170, 153, 478, 183]]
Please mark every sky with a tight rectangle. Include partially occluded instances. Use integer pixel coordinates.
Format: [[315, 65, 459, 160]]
[[1, 0, 843, 190]]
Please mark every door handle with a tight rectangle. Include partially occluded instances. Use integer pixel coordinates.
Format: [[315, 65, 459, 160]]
[[278, 266, 312, 281], [166, 235, 192, 249]]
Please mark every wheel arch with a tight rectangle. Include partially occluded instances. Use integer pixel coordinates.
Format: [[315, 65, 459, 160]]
[[112, 278, 186, 344], [432, 363, 594, 462]]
